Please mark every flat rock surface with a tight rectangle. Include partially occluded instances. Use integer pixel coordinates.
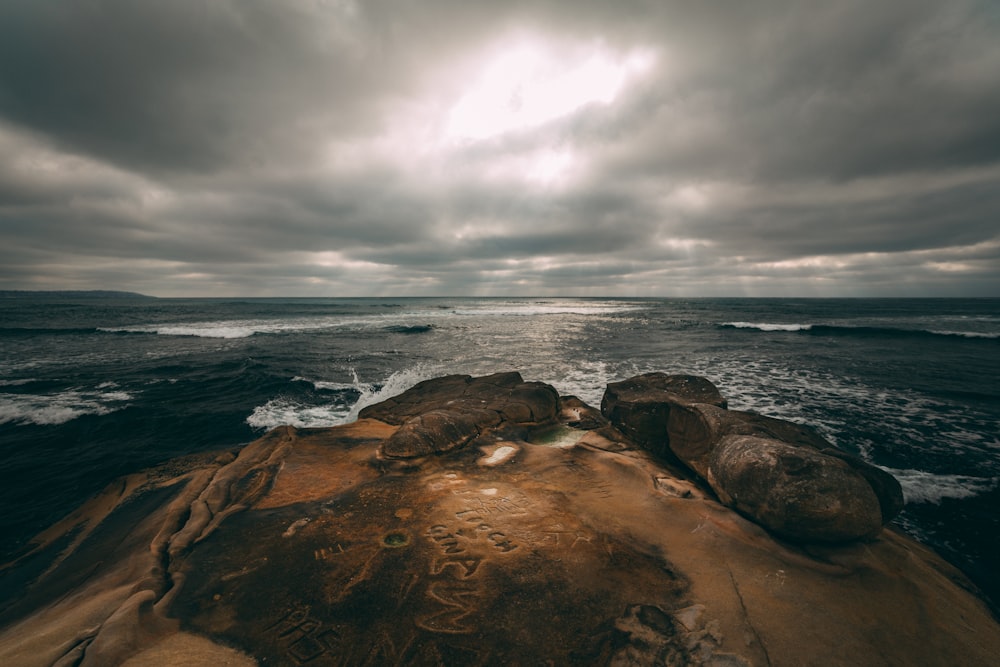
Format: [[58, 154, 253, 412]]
[[1, 374, 998, 666]]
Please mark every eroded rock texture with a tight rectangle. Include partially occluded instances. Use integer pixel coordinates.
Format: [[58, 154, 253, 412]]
[[0, 372, 996, 667], [359, 372, 559, 458], [603, 373, 903, 542]]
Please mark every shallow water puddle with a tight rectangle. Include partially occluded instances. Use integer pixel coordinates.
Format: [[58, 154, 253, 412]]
[[529, 424, 586, 448]]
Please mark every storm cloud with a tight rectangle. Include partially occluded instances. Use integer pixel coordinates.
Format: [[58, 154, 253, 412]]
[[1, 0, 998, 296]]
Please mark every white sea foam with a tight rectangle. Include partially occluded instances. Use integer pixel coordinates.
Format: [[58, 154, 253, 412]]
[[0, 379, 35, 387], [291, 376, 359, 391], [245, 398, 354, 430], [101, 321, 285, 338], [346, 366, 436, 421], [0, 388, 134, 426], [284, 362, 621, 428], [450, 303, 646, 317], [929, 330, 999, 339], [247, 367, 435, 430], [546, 359, 621, 408], [101, 317, 371, 339], [886, 468, 999, 505], [723, 322, 812, 332], [100, 302, 646, 339]]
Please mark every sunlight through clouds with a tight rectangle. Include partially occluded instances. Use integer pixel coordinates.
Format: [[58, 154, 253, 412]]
[[1, 2, 997, 296], [443, 35, 654, 143], [525, 147, 576, 186]]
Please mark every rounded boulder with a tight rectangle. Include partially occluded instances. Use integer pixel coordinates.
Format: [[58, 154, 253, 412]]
[[707, 435, 884, 542]]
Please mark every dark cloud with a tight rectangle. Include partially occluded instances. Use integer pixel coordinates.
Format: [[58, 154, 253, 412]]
[[0, 1, 389, 172], [0, 1, 998, 296]]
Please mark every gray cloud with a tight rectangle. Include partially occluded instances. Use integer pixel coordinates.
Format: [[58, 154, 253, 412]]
[[0, 0, 998, 296]]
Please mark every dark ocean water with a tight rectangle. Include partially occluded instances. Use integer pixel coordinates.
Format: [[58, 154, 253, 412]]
[[2, 295, 998, 606]]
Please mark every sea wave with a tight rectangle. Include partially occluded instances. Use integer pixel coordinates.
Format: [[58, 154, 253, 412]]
[[0, 388, 133, 426], [887, 468, 999, 505], [96, 302, 646, 339], [0, 326, 103, 337], [0, 379, 35, 387], [383, 324, 435, 334], [245, 398, 353, 430], [681, 356, 1000, 465], [248, 366, 436, 430], [450, 303, 647, 317], [722, 322, 812, 332], [345, 366, 437, 421], [720, 322, 998, 340], [928, 330, 1000, 339], [544, 359, 623, 409], [99, 317, 369, 339], [291, 376, 359, 392], [100, 317, 440, 339]]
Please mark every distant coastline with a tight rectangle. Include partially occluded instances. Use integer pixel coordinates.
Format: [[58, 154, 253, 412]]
[[0, 290, 153, 299]]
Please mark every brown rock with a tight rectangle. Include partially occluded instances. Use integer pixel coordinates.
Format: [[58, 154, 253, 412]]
[[601, 373, 727, 458], [707, 435, 884, 542], [502, 381, 560, 422], [360, 372, 560, 459], [664, 402, 741, 475], [666, 403, 837, 473], [359, 372, 525, 424], [380, 408, 497, 458], [820, 447, 906, 523], [0, 373, 996, 667], [606, 373, 903, 539], [558, 395, 609, 430]]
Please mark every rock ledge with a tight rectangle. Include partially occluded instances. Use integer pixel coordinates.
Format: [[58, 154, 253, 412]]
[[0, 372, 995, 667]]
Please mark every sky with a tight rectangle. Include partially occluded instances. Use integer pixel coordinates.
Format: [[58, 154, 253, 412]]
[[1, 1, 998, 297]]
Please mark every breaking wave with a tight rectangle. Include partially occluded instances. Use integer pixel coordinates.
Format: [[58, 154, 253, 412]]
[[246, 366, 437, 430], [0, 388, 134, 426], [99, 318, 363, 339], [721, 322, 998, 340], [450, 302, 647, 317], [888, 468, 999, 505], [245, 398, 354, 430], [723, 322, 813, 332]]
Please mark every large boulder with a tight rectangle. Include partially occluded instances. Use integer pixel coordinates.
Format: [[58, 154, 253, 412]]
[[360, 372, 559, 458], [707, 435, 884, 542], [601, 373, 727, 460], [380, 408, 498, 458], [605, 374, 903, 542]]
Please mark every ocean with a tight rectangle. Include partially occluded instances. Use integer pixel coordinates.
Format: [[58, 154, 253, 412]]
[[1, 295, 998, 607]]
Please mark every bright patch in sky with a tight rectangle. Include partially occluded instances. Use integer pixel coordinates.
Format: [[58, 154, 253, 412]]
[[526, 148, 575, 185], [445, 38, 653, 142]]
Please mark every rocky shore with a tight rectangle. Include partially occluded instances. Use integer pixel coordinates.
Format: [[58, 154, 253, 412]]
[[1, 372, 998, 666]]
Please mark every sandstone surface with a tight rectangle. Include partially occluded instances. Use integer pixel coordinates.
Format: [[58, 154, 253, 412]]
[[0, 372, 997, 666], [602, 372, 904, 542]]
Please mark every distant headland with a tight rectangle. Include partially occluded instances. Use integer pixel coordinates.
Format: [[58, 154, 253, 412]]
[[0, 290, 153, 299]]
